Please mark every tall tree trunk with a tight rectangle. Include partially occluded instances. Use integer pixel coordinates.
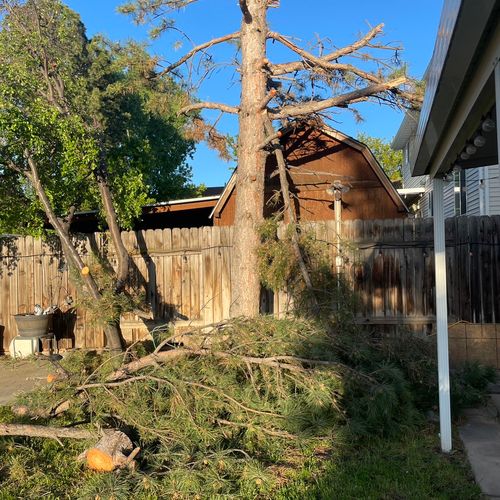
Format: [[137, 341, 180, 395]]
[[263, 120, 320, 313], [25, 153, 123, 351], [230, 0, 268, 317], [95, 166, 130, 294]]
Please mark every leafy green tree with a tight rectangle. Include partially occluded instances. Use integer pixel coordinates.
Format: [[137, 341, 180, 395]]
[[0, 0, 194, 349], [357, 133, 403, 185]]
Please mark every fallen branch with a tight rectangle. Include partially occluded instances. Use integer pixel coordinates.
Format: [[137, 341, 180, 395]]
[[80, 374, 283, 419], [107, 344, 350, 381], [107, 349, 189, 380], [79, 430, 136, 472], [0, 423, 94, 441], [216, 418, 296, 439]]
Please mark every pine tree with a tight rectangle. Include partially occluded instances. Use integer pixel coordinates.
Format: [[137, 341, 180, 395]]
[[121, 0, 422, 317]]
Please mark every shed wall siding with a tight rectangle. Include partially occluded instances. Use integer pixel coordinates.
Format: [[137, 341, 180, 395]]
[[215, 129, 406, 225]]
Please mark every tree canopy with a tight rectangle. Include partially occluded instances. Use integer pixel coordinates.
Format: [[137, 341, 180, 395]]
[[0, 0, 196, 236], [357, 133, 403, 185]]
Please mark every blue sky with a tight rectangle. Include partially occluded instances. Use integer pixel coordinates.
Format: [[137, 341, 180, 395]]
[[66, 0, 443, 188]]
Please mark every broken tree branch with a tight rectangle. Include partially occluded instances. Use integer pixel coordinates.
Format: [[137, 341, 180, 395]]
[[269, 23, 385, 76], [106, 344, 351, 382], [160, 31, 240, 75], [12, 400, 71, 420], [259, 88, 278, 110], [179, 101, 240, 115], [216, 418, 296, 439], [263, 118, 320, 313], [272, 76, 407, 118]]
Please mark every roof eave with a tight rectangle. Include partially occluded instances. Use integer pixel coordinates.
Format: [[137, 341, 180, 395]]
[[411, 0, 499, 177]]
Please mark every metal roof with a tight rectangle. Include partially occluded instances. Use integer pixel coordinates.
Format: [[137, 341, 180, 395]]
[[391, 110, 420, 151]]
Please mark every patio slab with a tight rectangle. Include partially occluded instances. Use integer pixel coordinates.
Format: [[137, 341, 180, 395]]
[[0, 360, 50, 405], [460, 407, 500, 498]]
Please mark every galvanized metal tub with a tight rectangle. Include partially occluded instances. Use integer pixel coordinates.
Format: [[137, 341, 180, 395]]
[[13, 314, 51, 337]]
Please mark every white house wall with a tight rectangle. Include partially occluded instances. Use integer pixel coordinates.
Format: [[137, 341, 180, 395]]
[[405, 166, 500, 218], [402, 136, 423, 190], [466, 168, 481, 215], [443, 180, 456, 218], [488, 165, 500, 214]]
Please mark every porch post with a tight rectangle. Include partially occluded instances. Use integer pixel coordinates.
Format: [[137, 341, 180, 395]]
[[433, 176, 452, 453]]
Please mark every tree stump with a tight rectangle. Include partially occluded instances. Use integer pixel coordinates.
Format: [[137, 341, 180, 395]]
[[80, 430, 137, 472]]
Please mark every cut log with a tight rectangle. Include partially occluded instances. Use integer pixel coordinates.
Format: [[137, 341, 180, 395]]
[[0, 423, 94, 440], [1, 423, 136, 470], [79, 430, 135, 471]]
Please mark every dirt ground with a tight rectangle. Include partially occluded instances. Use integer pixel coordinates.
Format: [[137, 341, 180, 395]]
[[0, 359, 50, 405]]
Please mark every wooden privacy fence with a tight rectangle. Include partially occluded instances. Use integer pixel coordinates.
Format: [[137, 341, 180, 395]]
[[0, 215, 499, 353]]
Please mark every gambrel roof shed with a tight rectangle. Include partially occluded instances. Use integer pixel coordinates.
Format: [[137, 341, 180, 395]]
[[210, 124, 407, 226]]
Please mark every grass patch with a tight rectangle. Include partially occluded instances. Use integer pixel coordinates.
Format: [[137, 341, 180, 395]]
[[0, 416, 480, 499], [277, 425, 480, 499]]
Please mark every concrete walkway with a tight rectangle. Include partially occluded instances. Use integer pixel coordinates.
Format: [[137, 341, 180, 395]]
[[459, 394, 500, 498], [0, 360, 50, 405]]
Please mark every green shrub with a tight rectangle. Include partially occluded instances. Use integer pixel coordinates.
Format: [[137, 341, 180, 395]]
[[451, 361, 497, 411]]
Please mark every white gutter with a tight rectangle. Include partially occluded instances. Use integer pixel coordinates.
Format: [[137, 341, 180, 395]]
[[397, 187, 425, 196], [146, 195, 220, 207]]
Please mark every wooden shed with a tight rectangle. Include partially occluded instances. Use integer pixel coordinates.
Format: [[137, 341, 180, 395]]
[[211, 125, 408, 225]]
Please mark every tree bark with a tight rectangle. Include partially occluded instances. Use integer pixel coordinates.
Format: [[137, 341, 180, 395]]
[[263, 120, 319, 313], [24, 153, 123, 351], [95, 167, 130, 294], [0, 423, 94, 440], [230, 0, 268, 317], [80, 430, 135, 471]]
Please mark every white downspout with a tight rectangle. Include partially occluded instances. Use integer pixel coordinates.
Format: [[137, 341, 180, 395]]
[[433, 176, 452, 452]]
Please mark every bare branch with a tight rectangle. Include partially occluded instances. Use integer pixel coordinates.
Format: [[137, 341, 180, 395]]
[[269, 23, 385, 76], [272, 76, 407, 119], [5, 160, 24, 174], [179, 102, 240, 115], [259, 88, 278, 110], [159, 31, 240, 75]]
